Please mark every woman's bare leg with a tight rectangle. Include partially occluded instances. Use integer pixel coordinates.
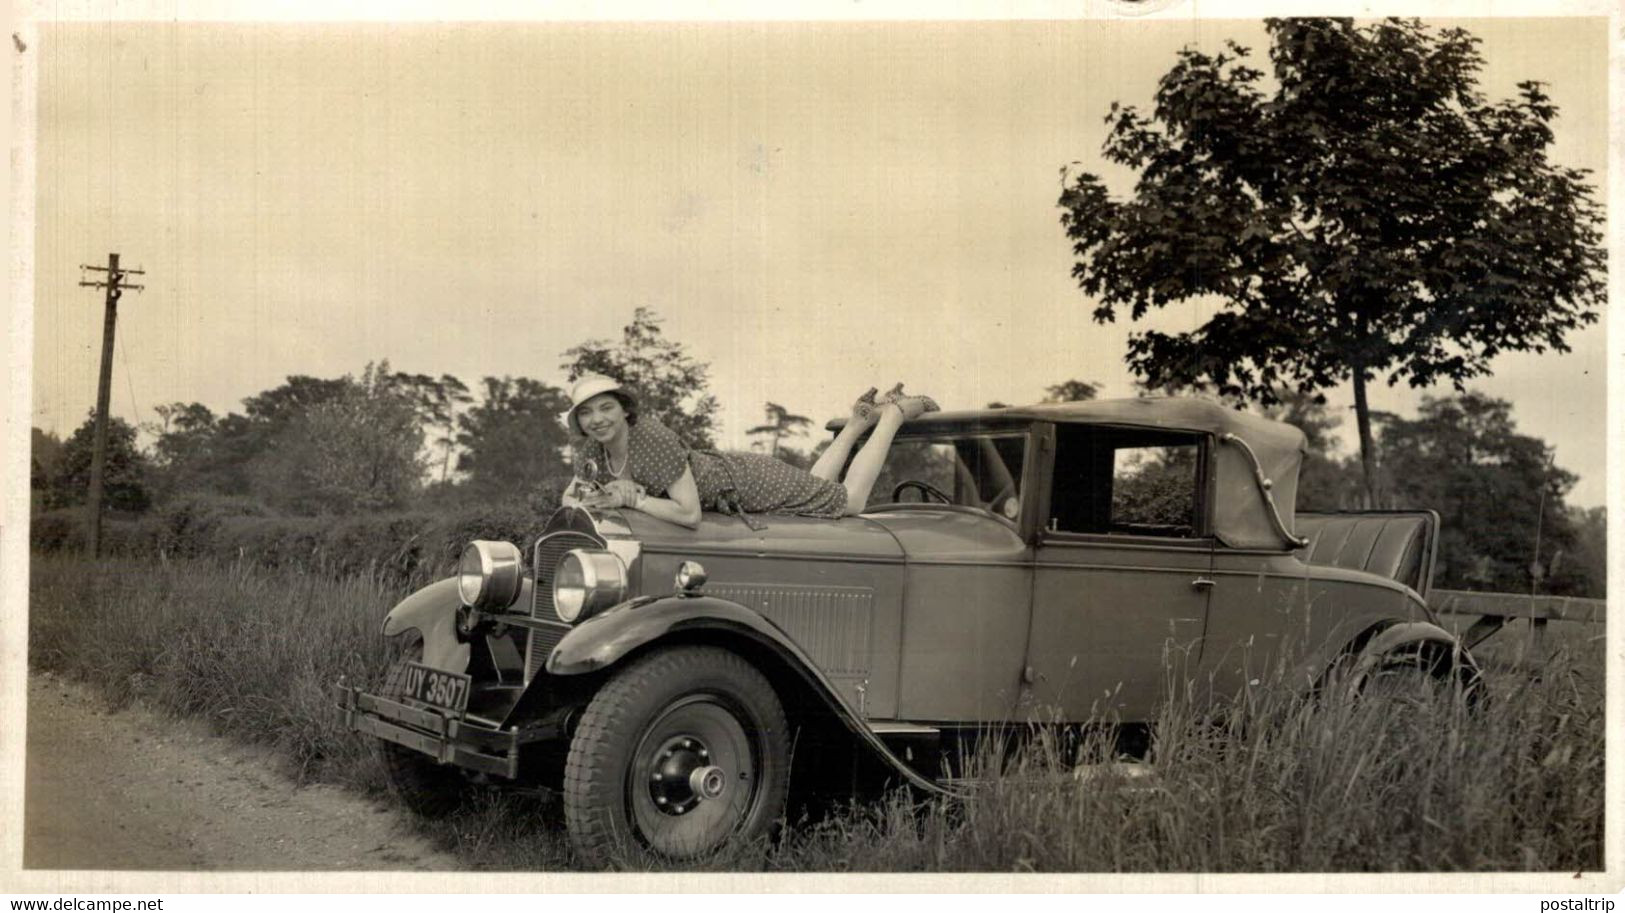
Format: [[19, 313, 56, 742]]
[[810, 387, 883, 481], [839, 407, 907, 513], [810, 420, 869, 481]]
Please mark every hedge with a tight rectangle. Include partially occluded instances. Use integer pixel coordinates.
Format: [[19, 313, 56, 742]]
[[30, 492, 563, 588]]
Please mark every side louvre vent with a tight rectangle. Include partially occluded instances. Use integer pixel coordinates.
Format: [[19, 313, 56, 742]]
[[703, 584, 873, 675]]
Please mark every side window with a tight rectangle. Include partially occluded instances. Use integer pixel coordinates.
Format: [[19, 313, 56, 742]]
[[1110, 443, 1200, 536], [1051, 428, 1205, 538]]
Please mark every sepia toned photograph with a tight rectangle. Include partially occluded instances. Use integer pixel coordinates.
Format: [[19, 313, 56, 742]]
[[6, 0, 1615, 890]]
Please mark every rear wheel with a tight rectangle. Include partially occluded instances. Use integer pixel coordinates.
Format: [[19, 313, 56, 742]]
[[378, 642, 472, 818], [564, 646, 790, 865]]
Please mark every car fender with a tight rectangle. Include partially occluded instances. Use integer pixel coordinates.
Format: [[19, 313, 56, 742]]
[[380, 577, 471, 673], [1353, 620, 1477, 674], [1316, 619, 1480, 692], [546, 594, 958, 797]]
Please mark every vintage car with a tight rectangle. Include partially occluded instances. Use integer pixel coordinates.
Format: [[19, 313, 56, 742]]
[[335, 397, 1477, 861]]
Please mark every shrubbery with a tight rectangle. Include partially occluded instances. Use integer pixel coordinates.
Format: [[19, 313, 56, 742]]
[[30, 491, 563, 588]]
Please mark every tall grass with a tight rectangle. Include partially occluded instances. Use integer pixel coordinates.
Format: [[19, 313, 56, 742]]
[[28, 552, 402, 790], [28, 553, 1603, 872]]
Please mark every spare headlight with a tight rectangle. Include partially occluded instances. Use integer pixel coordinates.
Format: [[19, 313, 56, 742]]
[[457, 540, 524, 610], [554, 548, 629, 624]]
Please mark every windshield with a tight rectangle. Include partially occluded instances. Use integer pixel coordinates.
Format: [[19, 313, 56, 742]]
[[863, 432, 1028, 521]]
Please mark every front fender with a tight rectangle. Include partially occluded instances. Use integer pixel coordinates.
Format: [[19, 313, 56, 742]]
[[546, 595, 957, 797], [380, 577, 471, 673]]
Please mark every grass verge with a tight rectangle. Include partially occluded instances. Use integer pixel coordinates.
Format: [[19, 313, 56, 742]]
[[27, 553, 1604, 872]]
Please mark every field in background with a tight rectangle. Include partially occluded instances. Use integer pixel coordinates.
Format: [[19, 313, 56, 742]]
[[27, 553, 1604, 872]]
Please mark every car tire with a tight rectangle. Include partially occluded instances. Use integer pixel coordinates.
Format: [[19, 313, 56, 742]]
[[563, 646, 790, 865], [378, 643, 472, 818]]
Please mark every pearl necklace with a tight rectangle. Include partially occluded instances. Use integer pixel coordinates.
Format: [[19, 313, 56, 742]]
[[607, 446, 629, 478]]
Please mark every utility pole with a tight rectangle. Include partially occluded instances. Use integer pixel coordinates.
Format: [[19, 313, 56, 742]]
[[78, 253, 144, 558]]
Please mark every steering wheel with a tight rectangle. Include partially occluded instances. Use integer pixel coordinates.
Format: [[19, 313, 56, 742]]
[[892, 479, 953, 504]]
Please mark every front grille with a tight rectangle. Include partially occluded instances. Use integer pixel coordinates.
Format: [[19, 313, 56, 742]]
[[527, 530, 602, 683]]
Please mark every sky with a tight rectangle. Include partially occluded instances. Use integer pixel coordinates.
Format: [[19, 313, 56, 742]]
[[23, 14, 1611, 504]]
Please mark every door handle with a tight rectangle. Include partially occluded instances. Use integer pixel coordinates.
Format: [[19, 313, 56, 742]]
[[1191, 577, 1216, 590]]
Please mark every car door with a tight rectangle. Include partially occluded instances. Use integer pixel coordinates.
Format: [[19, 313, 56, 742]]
[[1022, 425, 1215, 722]]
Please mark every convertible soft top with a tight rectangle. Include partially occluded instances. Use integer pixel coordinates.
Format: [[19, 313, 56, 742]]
[[830, 396, 1309, 549]]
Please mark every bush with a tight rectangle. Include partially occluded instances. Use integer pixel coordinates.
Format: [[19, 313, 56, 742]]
[[40, 491, 566, 588]]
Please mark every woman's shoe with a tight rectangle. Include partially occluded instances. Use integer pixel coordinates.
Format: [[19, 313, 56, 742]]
[[876, 382, 906, 405], [849, 386, 881, 428], [891, 394, 940, 421]]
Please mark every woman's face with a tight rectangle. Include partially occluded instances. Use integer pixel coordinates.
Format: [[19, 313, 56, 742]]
[[576, 393, 629, 443]]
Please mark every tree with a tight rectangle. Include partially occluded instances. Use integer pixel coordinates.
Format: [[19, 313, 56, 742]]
[[249, 363, 426, 515], [1058, 18, 1605, 507], [1376, 392, 1590, 595], [31, 427, 63, 492], [387, 371, 474, 483], [561, 307, 721, 450], [746, 402, 813, 458], [1567, 506, 1606, 598], [1043, 380, 1101, 403], [47, 413, 151, 513], [147, 402, 222, 500], [455, 376, 573, 499]]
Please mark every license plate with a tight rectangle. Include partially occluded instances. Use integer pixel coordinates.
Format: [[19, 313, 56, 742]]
[[401, 662, 471, 714]]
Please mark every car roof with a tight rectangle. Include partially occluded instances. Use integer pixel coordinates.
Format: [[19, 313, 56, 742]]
[[828, 396, 1300, 444], [828, 396, 1309, 549]]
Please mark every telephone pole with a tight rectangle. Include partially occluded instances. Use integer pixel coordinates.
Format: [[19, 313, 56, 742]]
[[78, 253, 144, 558]]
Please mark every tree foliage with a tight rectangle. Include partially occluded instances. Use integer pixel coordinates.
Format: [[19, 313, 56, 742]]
[[388, 371, 473, 483], [1377, 392, 1590, 595], [45, 413, 152, 513], [1059, 18, 1605, 504], [249, 363, 427, 515], [746, 402, 813, 458], [1043, 380, 1102, 403], [561, 307, 721, 450], [454, 376, 573, 499]]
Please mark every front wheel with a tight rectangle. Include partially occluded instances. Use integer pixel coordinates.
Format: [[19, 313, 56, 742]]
[[563, 646, 790, 865]]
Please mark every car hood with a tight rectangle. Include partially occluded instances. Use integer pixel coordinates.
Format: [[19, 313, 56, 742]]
[[619, 506, 1025, 562], [621, 509, 905, 561]]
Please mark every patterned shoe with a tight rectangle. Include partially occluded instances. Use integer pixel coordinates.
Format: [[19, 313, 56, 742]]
[[892, 394, 940, 421], [849, 387, 881, 428]]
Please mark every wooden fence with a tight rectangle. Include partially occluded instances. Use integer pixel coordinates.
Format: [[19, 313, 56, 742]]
[[1430, 588, 1606, 650]]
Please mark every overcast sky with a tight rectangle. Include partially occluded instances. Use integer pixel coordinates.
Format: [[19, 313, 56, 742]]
[[26, 15, 1609, 504]]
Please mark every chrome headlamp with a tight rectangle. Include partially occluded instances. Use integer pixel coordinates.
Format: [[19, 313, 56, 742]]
[[553, 548, 629, 624], [457, 540, 525, 610]]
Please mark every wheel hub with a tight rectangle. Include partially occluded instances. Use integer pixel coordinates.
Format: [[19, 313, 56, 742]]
[[647, 736, 725, 815]]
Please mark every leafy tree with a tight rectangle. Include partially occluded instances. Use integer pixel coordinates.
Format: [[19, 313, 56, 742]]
[[31, 427, 63, 493], [1566, 506, 1606, 597], [46, 413, 152, 513], [1043, 380, 1101, 403], [1376, 392, 1589, 595], [387, 371, 474, 483], [746, 402, 813, 458], [1058, 18, 1605, 507], [562, 307, 721, 450], [147, 402, 222, 499], [249, 363, 426, 515], [455, 376, 573, 499]]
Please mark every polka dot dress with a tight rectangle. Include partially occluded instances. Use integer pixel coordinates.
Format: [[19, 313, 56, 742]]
[[570, 417, 848, 518]]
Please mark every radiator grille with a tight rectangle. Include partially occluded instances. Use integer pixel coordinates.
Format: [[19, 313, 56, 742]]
[[528, 530, 603, 683]]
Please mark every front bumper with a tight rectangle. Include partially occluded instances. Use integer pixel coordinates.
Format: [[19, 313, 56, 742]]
[[333, 682, 521, 778]]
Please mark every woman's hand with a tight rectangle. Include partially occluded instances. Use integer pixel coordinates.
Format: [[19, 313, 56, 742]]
[[601, 479, 646, 509]]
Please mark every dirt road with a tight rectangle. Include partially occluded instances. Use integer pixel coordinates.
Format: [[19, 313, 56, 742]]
[[23, 673, 460, 871]]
